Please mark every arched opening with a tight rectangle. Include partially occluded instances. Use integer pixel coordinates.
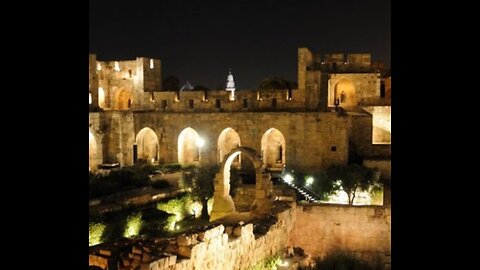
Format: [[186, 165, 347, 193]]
[[98, 87, 105, 108], [217, 128, 241, 164], [334, 79, 356, 107], [114, 88, 133, 110], [135, 127, 159, 164], [210, 147, 273, 221], [178, 127, 201, 165], [89, 130, 101, 171], [261, 128, 286, 171], [228, 154, 256, 212]]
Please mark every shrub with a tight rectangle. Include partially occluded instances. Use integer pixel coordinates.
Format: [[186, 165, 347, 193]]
[[89, 222, 106, 246], [123, 212, 143, 238]]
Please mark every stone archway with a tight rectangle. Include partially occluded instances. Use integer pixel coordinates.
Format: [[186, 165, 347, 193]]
[[334, 79, 356, 107], [261, 128, 286, 171], [210, 147, 273, 221], [113, 88, 133, 110], [217, 127, 241, 164], [178, 127, 201, 165], [135, 127, 159, 164]]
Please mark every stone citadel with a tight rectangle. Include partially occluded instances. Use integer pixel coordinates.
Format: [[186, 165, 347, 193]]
[[88, 47, 391, 178]]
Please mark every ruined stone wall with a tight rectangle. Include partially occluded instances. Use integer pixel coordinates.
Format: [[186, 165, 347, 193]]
[[149, 206, 296, 270], [131, 111, 349, 173], [290, 204, 391, 266]]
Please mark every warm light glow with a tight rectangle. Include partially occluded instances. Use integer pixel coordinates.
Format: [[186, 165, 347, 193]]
[[89, 93, 92, 104], [278, 259, 289, 267], [190, 201, 202, 218], [124, 213, 142, 238], [284, 174, 293, 184], [96, 62, 101, 71], [196, 137, 205, 148], [176, 225, 180, 230], [98, 87, 105, 108], [114, 61, 120, 71], [178, 127, 200, 164], [306, 177, 314, 186], [89, 222, 106, 246], [150, 59, 154, 69], [89, 131, 94, 141]]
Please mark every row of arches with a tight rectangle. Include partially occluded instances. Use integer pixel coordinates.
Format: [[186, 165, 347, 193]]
[[89, 126, 287, 170], [133, 127, 286, 168]]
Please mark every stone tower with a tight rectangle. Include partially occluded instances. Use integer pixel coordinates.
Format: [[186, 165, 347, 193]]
[[226, 69, 236, 101]]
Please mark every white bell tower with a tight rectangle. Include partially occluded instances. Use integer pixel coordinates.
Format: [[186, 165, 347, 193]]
[[226, 69, 236, 101]]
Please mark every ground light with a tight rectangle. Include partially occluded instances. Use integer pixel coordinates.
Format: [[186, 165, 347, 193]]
[[305, 177, 314, 186], [283, 174, 293, 184]]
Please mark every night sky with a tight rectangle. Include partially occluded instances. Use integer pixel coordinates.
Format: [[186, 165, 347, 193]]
[[89, 0, 390, 90]]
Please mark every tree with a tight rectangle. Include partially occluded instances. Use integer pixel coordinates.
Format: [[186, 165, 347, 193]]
[[258, 76, 297, 90], [326, 164, 379, 205], [182, 165, 218, 219], [162, 76, 180, 90]]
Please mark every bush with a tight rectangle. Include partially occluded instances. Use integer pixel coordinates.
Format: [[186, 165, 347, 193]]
[[89, 222, 106, 246]]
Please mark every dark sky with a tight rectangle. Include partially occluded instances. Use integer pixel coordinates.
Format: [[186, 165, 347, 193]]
[[89, 0, 390, 89]]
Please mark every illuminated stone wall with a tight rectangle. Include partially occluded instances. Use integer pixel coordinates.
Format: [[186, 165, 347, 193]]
[[140, 206, 296, 270], [362, 106, 391, 144], [328, 74, 380, 107], [131, 111, 349, 173], [290, 204, 391, 267], [89, 110, 391, 171], [93, 57, 161, 111], [90, 111, 135, 166]]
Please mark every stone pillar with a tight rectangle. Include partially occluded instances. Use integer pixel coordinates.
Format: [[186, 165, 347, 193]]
[[252, 172, 274, 214], [210, 172, 236, 221]]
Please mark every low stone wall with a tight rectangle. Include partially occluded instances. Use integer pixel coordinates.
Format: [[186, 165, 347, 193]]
[[90, 202, 392, 269], [165, 207, 296, 270], [290, 204, 391, 267], [90, 203, 297, 270]]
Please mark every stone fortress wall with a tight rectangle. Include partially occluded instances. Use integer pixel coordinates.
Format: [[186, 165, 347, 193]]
[[89, 47, 391, 173], [89, 203, 391, 270]]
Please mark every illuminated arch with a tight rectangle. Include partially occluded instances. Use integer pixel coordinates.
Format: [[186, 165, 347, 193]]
[[178, 127, 201, 165], [89, 129, 102, 171], [210, 146, 273, 221], [98, 87, 105, 109], [260, 128, 286, 170], [135, 127, 159, 164], [114, 88, 133, 110], [334, 79, 356, 107], [217, 127, 241, 163]]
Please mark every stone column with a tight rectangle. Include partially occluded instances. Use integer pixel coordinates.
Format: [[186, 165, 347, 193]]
[[210, 172, 236, 221]]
